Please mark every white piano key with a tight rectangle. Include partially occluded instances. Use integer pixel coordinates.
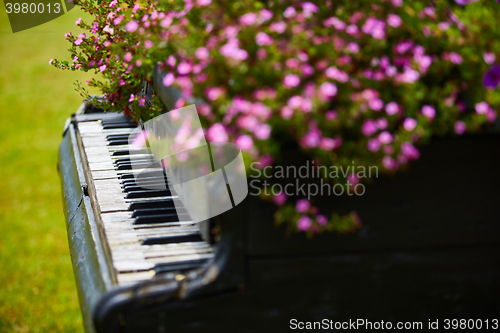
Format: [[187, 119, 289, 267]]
[[114, 253, 214, 273], [116, 271, 155, 284]]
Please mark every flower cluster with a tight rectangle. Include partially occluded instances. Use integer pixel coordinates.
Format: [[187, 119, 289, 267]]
[[52, 0, 500, 236]]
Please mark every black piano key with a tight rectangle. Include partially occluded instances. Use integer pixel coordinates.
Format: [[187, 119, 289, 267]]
[[103, 123, 137, 129], [116, 162, 162, 171], [128, 199, 176, 211], [112, 148, 149, 156], [141, 234, 202, 245], [154, 259, 209, 274], [114, 157, 155, 165], [134, 213, 181, 224], [131, 207, 185, 218], [108, 139, 131, 146], [121, 177, 168, 186], [125, 189, 172, 199], [112, 150, 131, 156], [106, 134, 132, 141], [101, 119, 133, 125]]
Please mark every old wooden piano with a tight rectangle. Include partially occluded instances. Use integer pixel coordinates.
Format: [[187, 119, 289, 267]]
[[59, 83, 500, 332]]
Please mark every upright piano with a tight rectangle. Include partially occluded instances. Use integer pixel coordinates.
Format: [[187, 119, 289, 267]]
[[59, 94, 500, 332]]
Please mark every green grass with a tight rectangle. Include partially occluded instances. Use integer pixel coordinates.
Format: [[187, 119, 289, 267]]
[[0, 7, 100, 332]]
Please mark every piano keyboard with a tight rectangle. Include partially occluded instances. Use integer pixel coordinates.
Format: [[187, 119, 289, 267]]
[[76, 118, 214, 285]]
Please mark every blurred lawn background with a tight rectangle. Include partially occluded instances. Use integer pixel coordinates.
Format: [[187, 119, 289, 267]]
[[0, 5, 99, 332]]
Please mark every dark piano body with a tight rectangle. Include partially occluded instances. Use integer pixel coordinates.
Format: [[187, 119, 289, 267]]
[[59, 100, 500, 332]]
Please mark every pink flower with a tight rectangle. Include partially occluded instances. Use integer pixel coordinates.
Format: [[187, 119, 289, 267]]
[[362, 17, 386, 39], [255, 32, 273, 45], [166, 56, 176, 67], [113, 16, 124, 25], [367, 138, 381, 152], [281, 106, 294, 119], [254, 124, 271, 140], [235, 135, 253, 151], [74, 38, 83, 45], [197, 0, 211, 6], [297, 216, 312, 231], [483, 52, 496, 65], [287, 96, 303, 109], [378, 131, 393, 144], [270, 21, 286, 33], [296, 199, 310, 213], [197, 104, 212, 116], [325, 17, 345, 30], [206, 87, 225, 100], [326, 110, 337, 120], [347, 173, 359, 185], [273, 192, 287, 206], [283, 74, 300, 88], [422, 105, 436, 119], [403, 118, 417, 131], [346, 24, 359, 35], [302, 129, 321, 147], [240, 12, 257, 26], [387, 14, 402, 27], [400, 68, 420, 83], [257, 48, 267, 59], [124, 52, 133, 62], [376, 118, 388, 130], [103, 25, 114, 34], [195, 47, 209, 60], [207, 123, 228, 142], [301, 2, 319, 17], [128, 94, 135, 102], [454, 121, 466, 135], [320, 137, 338, 150], [286, 58, 299, 68], [401, 142, 420, 160], [369, 98, 384, 111], [49, 59, 53, 65], [438, 22, 450, 31], [109, 0, 117, 7], [316, 215, 328, 226], [125, 21, 139, 33], [144, 40, 154, 49], [161, 17, 172, 28], [302, 64, 314, 76], [325, 66, 349, 82], [319, 82, 337, 97], [138, 97, 145, 107], [362, 120, 377, 136], [99, 65, 106, 72], [260, 9, 273, 22], [162, 73, 175, 86], [382, 156, 398, 170], [251, 103, 272, 119], [75, 18, 81, 25], [283, 6, 296, 18], [449, 52, 463, 64], [177, 62, 192, 75], [347, 42, 359, 53], [475, 102, 489, 114], [385, 102, 399, 115]]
